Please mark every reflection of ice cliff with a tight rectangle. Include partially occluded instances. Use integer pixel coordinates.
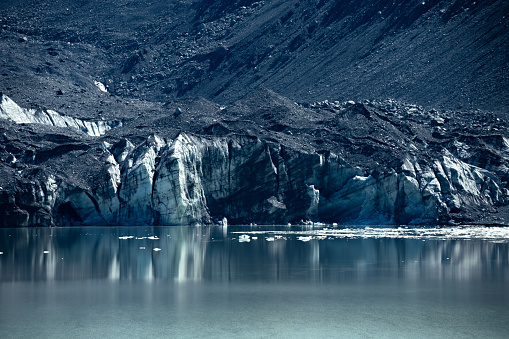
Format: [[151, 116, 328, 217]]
[[110, 227, 214, 281], [1, 227, 507, 282]]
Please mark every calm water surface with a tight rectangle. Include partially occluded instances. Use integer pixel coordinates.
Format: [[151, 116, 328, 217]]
[[0, 225, 508, 338]]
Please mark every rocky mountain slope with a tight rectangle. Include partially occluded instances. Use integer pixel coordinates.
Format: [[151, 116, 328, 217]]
[[1, 0, 507, 113], [0, 0, 508, 226]]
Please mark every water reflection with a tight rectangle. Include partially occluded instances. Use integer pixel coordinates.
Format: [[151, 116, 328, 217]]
[[0, 226, 508, 283]]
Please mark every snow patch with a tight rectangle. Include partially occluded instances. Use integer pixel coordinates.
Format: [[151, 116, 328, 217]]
[[94, 81, 108, 93]]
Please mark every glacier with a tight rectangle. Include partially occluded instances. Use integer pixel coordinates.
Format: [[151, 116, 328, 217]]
[[0, 94, 507, 226]]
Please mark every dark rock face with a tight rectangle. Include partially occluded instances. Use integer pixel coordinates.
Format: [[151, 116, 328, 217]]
[[1, 93, 507, 226]]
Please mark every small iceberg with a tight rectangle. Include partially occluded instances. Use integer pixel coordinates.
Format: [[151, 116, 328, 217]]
[[265, 237, 275, 242], [297, 236, 312, 242], [239, 234, 251, 242], [153, 248, 161, 251], [43, 250, 50, 254], [119, 236, 134, 240]]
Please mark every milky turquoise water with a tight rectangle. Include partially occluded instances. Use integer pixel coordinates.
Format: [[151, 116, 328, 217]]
[[1, 225, 508, 338]]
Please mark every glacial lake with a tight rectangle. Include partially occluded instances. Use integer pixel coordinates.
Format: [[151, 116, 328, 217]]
[[1, 225, 508, 338]]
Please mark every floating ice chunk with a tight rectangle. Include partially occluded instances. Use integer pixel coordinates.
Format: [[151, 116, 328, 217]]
[[297, 236, 312, 242], [265, 237, 275, 242], [252, 237, 258, 240], [153, 248, 161, 251], [239, 234, 250, 242], [147, 236, 159, 240], [119, 236, 134, 240], [140, 247, 146, 250], [0, 252, 3, 255], [43, 250, 49, 254]]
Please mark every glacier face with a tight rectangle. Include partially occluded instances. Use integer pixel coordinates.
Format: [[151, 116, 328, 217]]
[[2, 132, 507, 227], [0, 94, 508, 227]]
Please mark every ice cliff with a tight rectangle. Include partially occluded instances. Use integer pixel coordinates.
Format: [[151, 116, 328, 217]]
[[1, 93, 508, 226], [0, 94, 120, 136]]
